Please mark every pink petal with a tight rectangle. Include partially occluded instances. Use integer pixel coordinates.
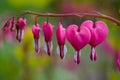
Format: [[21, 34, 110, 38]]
[[43, 21, 53, 42], [81, 20, 108, 47], [56, 22, 66, 45], [66, 24, 91, 51]]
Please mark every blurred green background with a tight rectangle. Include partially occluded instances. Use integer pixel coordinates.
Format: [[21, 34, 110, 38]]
[[0, 0, 120, 80]]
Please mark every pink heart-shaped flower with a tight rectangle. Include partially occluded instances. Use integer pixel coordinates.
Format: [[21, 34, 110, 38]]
[[81, 20, 108, 61], [81, 20, 108, 47], [66, 24, 91, 64], [66, 24, 91, 51]]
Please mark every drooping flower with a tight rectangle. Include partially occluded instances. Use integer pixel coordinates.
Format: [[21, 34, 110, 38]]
[[81, 20, 108, 61], [3, 19, 16, 43], [32, 24, 40, 53], [43, 21, 53, 56], [16, 18, 27, 42], [66, 24, 91, 64], [2, 20, 10, 31], [56, 22, 67, 59], [2, 18, 15, 31]]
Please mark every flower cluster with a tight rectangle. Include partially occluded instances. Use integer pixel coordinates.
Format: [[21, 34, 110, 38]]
[[2, 17, 108, 64], [66, 20, 108, 64], [2, 17, 27, 43]]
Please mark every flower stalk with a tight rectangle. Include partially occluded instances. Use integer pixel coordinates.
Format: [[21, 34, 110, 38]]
[[2, 10, 120, 28]]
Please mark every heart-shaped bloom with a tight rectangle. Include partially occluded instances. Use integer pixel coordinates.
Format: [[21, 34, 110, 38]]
[[56, 22, 67, 59], [16, 18, 27, 42], [3, 18, 16, 31], [66, 24, 91, 64], [81, 20, 108, 61], [43, 21, 53, 56], [32, 24, 40, 53]]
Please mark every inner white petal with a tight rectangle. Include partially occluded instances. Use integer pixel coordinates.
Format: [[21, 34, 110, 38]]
[[56, 45, 60, 55], [44, 43, 47, 54], [50, 41, 53, 51], [64, 45, 67, 56], [92, 47, 95, 60], [74, 51, 77, 63]]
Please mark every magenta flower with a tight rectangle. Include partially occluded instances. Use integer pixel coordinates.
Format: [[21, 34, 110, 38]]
[[32, 24, 41, 53], [2, 20, 11, 30], [4, 21, 12, 34], [16, 18, 27, 42], [43, 21, 53, 56], [66, 24, 91, 64], [3, 20, 16, 43], [56, 22, 67, 59], [81, 20, 108, 61]]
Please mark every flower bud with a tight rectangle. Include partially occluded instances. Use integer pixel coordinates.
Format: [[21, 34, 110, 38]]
[[16, 18, 27, 42], [32, 24, 40, 53], [43, 21, 53, 56], [56, 22, 67, 59]]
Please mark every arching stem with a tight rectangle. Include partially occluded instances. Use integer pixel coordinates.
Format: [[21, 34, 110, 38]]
[[3, 10, 120, 27]]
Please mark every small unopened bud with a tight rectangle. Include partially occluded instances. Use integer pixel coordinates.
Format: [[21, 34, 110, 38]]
[[56, 22, 67, 59], [43, 21, 53, 56], [16, 18, 27, 42], [32, 24, 40, 53]]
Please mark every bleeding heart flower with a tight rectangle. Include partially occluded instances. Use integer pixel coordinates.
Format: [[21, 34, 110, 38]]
[[81, 20, 108, 61], [117, 49, 120, 71], [3, 19, 16, 43], [56, 22, 67, 59], [43, 21, 53, 56], [32, 24, 40, 53], [66, 24, 91, 64], [2, 21, 8, 30], [2, 19, 13, 31], [16, 18, 27, 42]]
